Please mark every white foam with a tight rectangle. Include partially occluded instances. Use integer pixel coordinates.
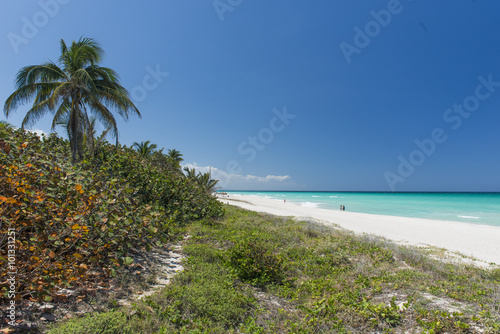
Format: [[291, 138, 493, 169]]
[[458, 215, 480, 219], [300, 202, 320, 208]]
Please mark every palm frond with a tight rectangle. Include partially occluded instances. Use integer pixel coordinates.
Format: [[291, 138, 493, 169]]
[[51, 99, 71, 130], [4, 36, 141, 161], [16, 63, 66, 88], [21, 99, 54, 129]]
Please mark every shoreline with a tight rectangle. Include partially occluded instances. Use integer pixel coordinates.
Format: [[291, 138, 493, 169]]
[[218, 193, 500, 266]]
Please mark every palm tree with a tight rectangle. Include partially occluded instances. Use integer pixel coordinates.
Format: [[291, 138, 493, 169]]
[[56, 114, 111, 157], [196, 172, 219, 193], [167, 149, 183, 169], [3, 37, 140, 161], [84, 115, 113, 155], [183, 167, 219, 193], [183, 167, 197, 179], [132, 140, 157, 157]]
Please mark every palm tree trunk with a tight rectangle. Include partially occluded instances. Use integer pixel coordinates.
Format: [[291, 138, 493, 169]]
[[83, 111, 95, 157], [70, 96, 80, 161]]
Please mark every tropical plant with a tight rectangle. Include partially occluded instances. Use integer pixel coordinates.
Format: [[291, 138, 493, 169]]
[[183, 167, 219, 193], [0, 120, 14, 129], [0, 120, 14, 139], [196, 171, 219, 193], [3, 37, 140, 161], [183, 167, 197, 179], [85, 115, 113, 156], [56, 113, 111, 157], [0, 126, 224, 304], [132, 140, 157, 157], [167, 148, 183, 169]]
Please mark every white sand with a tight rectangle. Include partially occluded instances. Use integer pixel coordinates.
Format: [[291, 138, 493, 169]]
[[219, 194, 500, 266]]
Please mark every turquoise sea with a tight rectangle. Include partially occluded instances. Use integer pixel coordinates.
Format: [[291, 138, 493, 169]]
[[223, 191, 500, 227]]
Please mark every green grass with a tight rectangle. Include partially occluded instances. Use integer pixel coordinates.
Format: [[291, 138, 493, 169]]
[[49, 205, 500, 333]]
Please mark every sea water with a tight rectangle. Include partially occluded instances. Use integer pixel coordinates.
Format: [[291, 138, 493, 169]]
[[223, 191, 500, 227]]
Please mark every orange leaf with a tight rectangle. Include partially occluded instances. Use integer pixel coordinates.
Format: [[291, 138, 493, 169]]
[[49, 251, 56, 259], [75, 184, 82, 192], [71, 224, 80, 230], [0, 196, 6, 203]]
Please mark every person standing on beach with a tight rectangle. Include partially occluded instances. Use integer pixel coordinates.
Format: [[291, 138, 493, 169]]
[[342, 205, 345, 211], [340, 205, 342, 211]]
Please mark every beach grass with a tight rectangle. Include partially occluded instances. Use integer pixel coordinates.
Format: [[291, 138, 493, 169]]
[[48, 204, 500, 333]]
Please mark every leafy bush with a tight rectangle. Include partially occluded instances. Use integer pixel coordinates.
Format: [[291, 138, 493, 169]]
[[0, 128, 223, 302], [82, 141, 224, 223], [225, 240, 286, 286], [48, 311, 134, 334], [147, 261, 253, 328], [489, 268, 500, 282], [183, 243, 222, 264]]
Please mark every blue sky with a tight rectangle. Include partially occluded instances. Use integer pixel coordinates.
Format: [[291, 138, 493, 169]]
[[1, 0, 500, 191]]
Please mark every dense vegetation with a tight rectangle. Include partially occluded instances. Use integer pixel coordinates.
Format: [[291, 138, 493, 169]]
[[1, 129, 499, 333], [0, 127, 223, 312], [1, 124, 499, 332], [48, 207, 500, 333]]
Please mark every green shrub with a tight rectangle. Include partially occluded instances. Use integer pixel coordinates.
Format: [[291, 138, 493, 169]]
[[225, 240, 286, 286], [149, 261, 253, 328], [48, 311, 134, 334], [82, 141, 224, 224], [183, 243, 222, 264], [0, 127, 223, 301], [489, 268, 500, 282]]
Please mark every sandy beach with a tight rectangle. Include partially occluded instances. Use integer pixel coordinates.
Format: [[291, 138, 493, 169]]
[[219, 193, 500, 266]]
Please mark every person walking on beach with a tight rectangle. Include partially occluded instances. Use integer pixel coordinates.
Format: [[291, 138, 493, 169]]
[[340, 205, 342, 211], [342, 205, 345, 211]]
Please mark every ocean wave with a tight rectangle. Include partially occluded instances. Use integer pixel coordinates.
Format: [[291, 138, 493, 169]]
[[300, 202, 320, 208], [329, 196, 338, 198], [458, 215, 480, 219]]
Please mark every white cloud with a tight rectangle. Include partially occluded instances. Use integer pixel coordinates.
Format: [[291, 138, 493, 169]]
[[243, 174, 291, 182], [182, 163, 293, 190], [3, 125, 50, 138]]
